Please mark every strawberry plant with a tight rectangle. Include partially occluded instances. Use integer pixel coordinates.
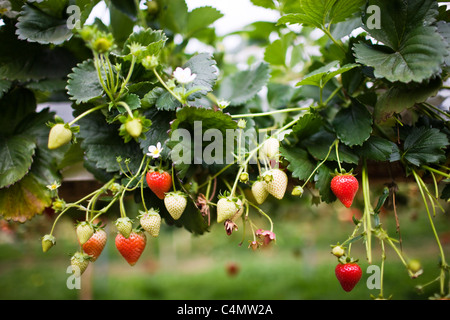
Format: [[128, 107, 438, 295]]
[[0, 0, 450, 299]]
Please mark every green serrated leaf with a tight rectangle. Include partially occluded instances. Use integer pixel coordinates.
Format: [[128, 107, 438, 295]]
[[182, 53, 218, 100], [158, 0, 188, 34], [0, 135, 36, 188], [279, 146, 315, 181], [168, 107, 238, 178], [141, 87, 164, 108], [0, 23, 75, 81], [374, 77, 442, 122], [296, 61, 359, 88], [314, 164, 337, 203], [186, 6, 223, 37], [354, 0, 445, 83], [332, 99, 373, 147], [16, 3, 72, 45], [76, 105, 142, 173], [277, 0, 365, 28], [66, 59, 104, 104], [216, 62, 271, 106], [354, 136, 399, 162], [400, 126, 449, 167], [303, 130, 359, 164], [117, 93, 141, 113], [121, 28, 168, 60]]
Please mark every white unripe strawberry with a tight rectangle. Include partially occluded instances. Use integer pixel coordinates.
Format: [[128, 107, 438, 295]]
[[259, 137, 280, 160], [164, 191, 187, 220], [252, 180, 269, 205], [263, 169, 288, 200], [217, 196, 242, 223], [139, 209, 162, 237]]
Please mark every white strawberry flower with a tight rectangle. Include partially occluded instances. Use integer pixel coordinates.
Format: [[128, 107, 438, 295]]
[[173, 67, 197, 84], [147, 142, 163, 159]]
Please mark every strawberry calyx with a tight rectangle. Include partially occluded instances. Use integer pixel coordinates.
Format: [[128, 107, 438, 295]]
[[337, 255, 359, 265]]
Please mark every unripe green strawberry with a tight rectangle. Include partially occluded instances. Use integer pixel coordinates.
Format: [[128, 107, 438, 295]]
[[252, 180, 268, 205], [115, 217, 133, 238], [70, 251, 91, 277], [331, 245, 345, 257], [263, 169, 288, 200], [41, 234, 56, 253], [125, 118, 143, 138], [76, 221, 94, 245], [164, 191, 187, 220], [260, 137, 280, 160], [217, 196, 242, 223], [48, 123, 72, 149], [139, 209, 162, 237]]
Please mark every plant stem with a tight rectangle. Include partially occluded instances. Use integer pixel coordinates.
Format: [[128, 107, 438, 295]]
[[335, 140, 343, 173], [362, 159, 373, 264], [412, 169, 448, 295], [230, 106, 313, 119], [69, 104, 106, 126], [247, 200, 273, 232], [117, 55, 136, 100], [301, 139, 338, 189], [152, 68, 184, 105]]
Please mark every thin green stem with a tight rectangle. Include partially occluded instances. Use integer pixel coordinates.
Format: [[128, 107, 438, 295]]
[[324, 85, 343, 105], [198, 162, 235, 189], [301, 139, 338, 189], [412, 169, 448, 294], [322, 26, 346, 53], [69, 104, 106, 126], [422, 165, 450, 179], [335, 140, 343, 173], [117, 55, 136, 100], [362, 159, 373, 264], [152, 68, 184, 105], [248, 200, 273, 232], [230, 106, 313, 119], [116, 101, 134, 118]]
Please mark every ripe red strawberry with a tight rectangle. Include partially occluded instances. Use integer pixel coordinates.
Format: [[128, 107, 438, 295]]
[[252, 180, 268, 205], [146, 169, 172, 199], [335, 262, 362, 292], [76, 221, 94, 245], [164, 191, 187, 220], [70, 251, 91, 277], [115, 230, 147, 266], [331, 174, 359, 208], [82, 228, 107, 261], [263, 168, 288, 200], [139, 209, 162, 237]]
